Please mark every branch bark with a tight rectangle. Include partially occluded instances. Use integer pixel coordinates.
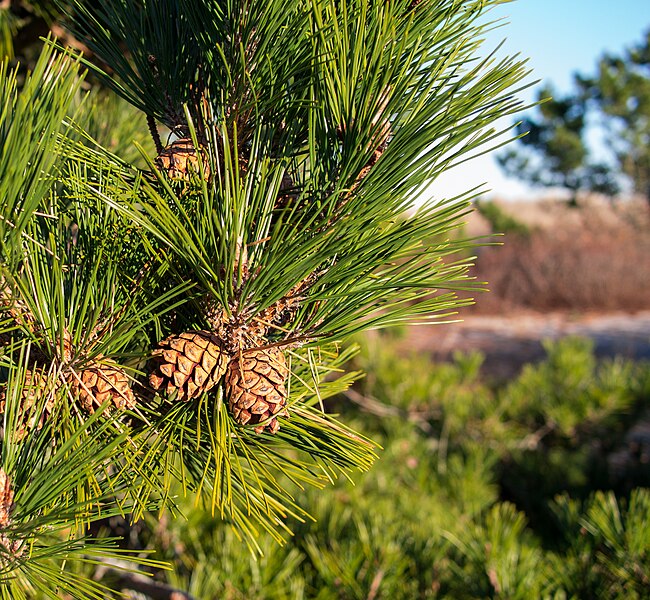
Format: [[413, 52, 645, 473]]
[[341, 387, 439, 433], [94, 559, 195, 600]]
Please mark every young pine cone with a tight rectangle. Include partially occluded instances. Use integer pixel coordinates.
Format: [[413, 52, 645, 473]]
[[0, 369, 56, 439], [72, 359, 136, 412], [225, 347, 289, 434], [149, 331, 228, 401]]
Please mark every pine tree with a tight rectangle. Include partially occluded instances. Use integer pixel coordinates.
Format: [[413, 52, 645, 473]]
[[577, 29, 650, 202], [0, 1, 529, 595], [497, 84, 619, 205], [498, 29, 650, 205]]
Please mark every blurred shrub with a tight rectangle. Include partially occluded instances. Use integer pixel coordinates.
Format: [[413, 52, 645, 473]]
[[443, 502, 546, 599], [78, 91, 156, 167], [475, 199, 531, 237], [139, 336, 649, 599], [547, 490, 650, 598], [473, 227, 650, 312]]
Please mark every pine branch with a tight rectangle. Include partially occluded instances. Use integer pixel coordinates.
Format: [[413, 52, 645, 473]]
[[148, 114, 164, 155], [0, 365, 168, 596], [0, 42, 84, 262], [0, 3, 536, 584]]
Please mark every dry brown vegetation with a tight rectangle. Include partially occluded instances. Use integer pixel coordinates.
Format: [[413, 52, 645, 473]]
[[466, 196, 650, 313]]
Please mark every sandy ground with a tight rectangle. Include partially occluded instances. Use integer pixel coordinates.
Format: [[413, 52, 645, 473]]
[[399, 311, 650, 380], [407, 197, 650, 378]]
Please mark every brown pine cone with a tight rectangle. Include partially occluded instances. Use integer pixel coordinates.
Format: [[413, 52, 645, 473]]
[[0, 468, 13, 529], [225, 347, 289, 434], [0, 468, 23, 559], [73, 359, 136, 412], [149, 331, 228, 401], [155, 138, 210, 181]]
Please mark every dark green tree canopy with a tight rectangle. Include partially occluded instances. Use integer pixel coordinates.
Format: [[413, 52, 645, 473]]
[[499, 28, 650, 203], [577, 29, 650, 200]]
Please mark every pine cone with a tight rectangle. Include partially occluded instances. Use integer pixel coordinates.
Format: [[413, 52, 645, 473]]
[[0, 369, 56, 438], [73, 359, 136, 412], [0, 468, 13, 529], [149, 331, 228, 401], [225, 347, 289, 434], [0, 280, 10, 348], [0, 468, 22, 559], [0, 277, 37, 347], [155, 138, 210, 181]]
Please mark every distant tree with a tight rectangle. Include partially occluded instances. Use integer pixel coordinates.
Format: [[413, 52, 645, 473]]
[[499, 29, 650, 204], [0, 1, 56, 61], [497, 84, 618, 205], [577, 29, 650, 202]]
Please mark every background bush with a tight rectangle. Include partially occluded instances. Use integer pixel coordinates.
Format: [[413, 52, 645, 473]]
[[114, 335, 650, 599], [469, 199, 650, 314]]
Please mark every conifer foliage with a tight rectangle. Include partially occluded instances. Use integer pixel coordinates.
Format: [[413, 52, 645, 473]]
[[0, 0, 529, 595]]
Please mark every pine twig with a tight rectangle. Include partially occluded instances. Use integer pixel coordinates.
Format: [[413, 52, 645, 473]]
[[148, 114, 164, 155], [94, 558, 195, 600], [367, 569, 385, 600], [341, 387, 438, 433], [516, 423, 556, 450], [338, 87, 392, 202]]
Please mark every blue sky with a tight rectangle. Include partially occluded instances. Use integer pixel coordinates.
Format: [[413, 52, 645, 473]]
[[432, 0, 650, 201]]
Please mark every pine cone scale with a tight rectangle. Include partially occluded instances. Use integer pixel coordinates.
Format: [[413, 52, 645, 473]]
[[168, 337, 186, 352], [250, 400, 268, 415], [176, 355, 194, 375], [173, 370, 190, 388], [253, 361, 272, 376], [193, 366, 209, 386], [266, 369, 286, 385], [184, 343, 203, 362], [242, 372, 261, 388], [252, 381, 273, 395], [241, 392, 256, 409], [269, 402, 284, 415], [201, 352, 220, 372], [162, 349, 179, 364], [159, 363, 174, 378]]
